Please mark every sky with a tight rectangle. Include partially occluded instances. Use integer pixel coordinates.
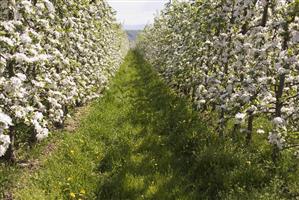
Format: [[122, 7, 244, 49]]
[[107, 0, 169, 30]]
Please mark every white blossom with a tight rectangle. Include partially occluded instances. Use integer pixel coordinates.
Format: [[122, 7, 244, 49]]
[[13, 53, 31, 63], [20, 33, 32, 44], [0, 36, 14, 46], [273, 117, 284, 126], [0, 112, 13, 129], [291, 31, 299, 43], [0, 134, 10, 157], [16, 73, 26, 81], [268, 132, 285, 150], [235, 113, 246, 124], [257, 129, 265, 134]]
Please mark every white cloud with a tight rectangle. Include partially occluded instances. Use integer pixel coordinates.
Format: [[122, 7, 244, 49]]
[[107, 0, 168, 29]]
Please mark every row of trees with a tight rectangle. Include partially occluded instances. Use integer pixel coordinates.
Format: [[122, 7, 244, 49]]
[[0, 0, 129, 162], [138, 0, 299, 160]]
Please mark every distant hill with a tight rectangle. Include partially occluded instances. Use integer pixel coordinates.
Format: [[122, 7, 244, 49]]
[[124, 24, 145, 30], [126, 30, 140, 41]]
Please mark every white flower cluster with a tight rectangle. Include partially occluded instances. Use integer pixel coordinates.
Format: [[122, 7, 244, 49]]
[[0, 112, 12, 156], [235, 113, 246, 125], [268, 131, 286, 150], [138, 1, 299, 153], [0, 0, 129, 157]]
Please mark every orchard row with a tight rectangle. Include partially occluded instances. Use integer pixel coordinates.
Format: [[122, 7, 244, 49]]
[[0, 0, 129, 161], [138, 0, 299, 159]]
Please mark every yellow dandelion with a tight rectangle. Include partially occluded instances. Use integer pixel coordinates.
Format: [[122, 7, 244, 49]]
[[69, 192, 76, 198], [80, 189, 86, 194]]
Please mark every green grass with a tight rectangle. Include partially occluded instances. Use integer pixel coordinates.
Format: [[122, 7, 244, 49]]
[[1, 50, 298, 199]]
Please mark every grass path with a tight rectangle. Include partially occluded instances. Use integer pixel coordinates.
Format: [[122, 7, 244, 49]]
[[12, 51, 206, 199]]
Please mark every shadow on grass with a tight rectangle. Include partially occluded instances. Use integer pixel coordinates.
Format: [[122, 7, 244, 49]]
[[95, 51, 231, 199]]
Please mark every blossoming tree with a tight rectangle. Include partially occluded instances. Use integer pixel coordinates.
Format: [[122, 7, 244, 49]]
[[138, 0, 299, 160], [0, 0, 129, 162]]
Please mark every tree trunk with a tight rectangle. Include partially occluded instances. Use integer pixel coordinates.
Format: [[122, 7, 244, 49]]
[[3, 127, 16, 163], [272, 16, 291, 162], [29, 128, 37, 148], [232, 123, 240, 141], [246, 113, 254, 145], [218, 109, 225, 138]]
